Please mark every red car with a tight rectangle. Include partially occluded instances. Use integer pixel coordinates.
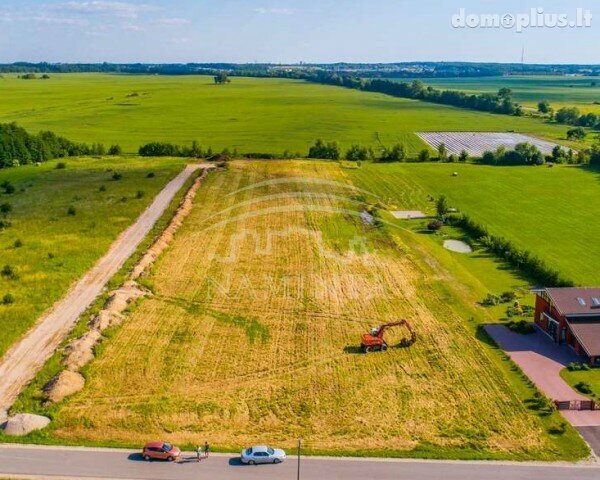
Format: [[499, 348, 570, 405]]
[[142, 442, 181, 462]]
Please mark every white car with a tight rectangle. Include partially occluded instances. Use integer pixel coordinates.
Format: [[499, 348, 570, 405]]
[[240, 445, 286, 465]]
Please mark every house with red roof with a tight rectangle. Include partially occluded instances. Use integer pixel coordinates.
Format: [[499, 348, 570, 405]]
[[534, 287, 600, 366]]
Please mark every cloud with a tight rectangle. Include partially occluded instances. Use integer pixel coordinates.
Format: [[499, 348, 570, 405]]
[[254, 7, 298, 16], [0, 9, 86, 25], [156, 17, 191, 25], [53, 1, 159, 19], [122, 23, 144, 31]]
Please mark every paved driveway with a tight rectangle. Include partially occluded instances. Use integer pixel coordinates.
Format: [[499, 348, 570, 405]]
[[485, 324, 600, 434], [485, 324, 587, 402]]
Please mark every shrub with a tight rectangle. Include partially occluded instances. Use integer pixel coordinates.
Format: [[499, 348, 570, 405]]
[[99, 185, 107, 192], [1, 265, 18, 280], [345, 144, 369, 161], [0, 202, 12, 215], [13, 239, 23, 248], [0, 219, 11, 230], [567, 362, 590, 372], [567, 127, 586, 141], [136, 190, 145, 199], [500, 291, 517, 303], [139, 142, 180, 157], [108, 144, 122, 156], [67, 206, 76, 216], [482, 294, 501, 306], [1, 181, 16, 194], [307, 139, 340, 160], [417, 149, 431, 162], [146, 172, 155, 178], [575, 381, 593, 395], [427, 220, 443, 231], [458, 150, 469, 162], [548, 422, 567, 435], [507, 320, 535, 335], [1, 293, 14, 305], [112, 172, 123, 181], [379, 143, 406, 162]]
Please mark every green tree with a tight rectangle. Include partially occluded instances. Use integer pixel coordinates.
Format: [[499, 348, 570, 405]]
[[417, 149, 430, 162], [567, 127, 586, 141], [437, 143, 448, 162], [345, 144, 369, 161], [538, 100, 552, 114], [436, 195, 449, 218], [108, 144, 122, 156], [458, 150, 470, 162], [214, 72, 230, 84]]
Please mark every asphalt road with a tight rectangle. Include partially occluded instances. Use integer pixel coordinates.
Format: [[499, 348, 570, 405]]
[[0, 445, 598, 480]]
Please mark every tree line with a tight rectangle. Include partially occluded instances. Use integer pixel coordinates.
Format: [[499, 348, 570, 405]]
[[0, 123, 121, 168]]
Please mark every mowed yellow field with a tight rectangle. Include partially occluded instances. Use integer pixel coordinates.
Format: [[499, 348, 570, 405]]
[[54, 161, 561, 458]]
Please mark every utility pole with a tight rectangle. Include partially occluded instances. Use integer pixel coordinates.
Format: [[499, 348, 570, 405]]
[[297, 438, 301, 480]]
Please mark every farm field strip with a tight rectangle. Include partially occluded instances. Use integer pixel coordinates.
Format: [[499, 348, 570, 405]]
[[0, 74, 579, 155], [410, 76, 600, 114], [48, 160, 577, 459], [417, 132, 563, 156]]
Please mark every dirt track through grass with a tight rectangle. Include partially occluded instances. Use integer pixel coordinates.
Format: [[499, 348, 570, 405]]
[[0, 165, 201, 414], [53, 161, 575, 459]]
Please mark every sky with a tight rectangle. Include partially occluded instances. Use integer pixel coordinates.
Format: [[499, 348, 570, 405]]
[[0, 0, 598, 64]]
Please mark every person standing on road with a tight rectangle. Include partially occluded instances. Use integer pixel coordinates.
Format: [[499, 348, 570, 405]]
[[195, 445, 202, 463], [204, 441, 210, 458]]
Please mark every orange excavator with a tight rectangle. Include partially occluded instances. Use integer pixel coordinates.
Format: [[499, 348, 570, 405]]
[[361, 320, 416, 353]]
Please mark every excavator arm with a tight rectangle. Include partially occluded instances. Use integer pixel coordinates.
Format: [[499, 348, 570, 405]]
[[361, 320, 416, 352]]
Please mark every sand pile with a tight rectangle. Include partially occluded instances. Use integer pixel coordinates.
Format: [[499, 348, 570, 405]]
[[44, 370, 85, 403]]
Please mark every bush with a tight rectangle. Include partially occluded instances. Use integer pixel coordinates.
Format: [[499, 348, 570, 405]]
[[1, 265, 18, 280], [345, 144, 369, 161], [417, 149, 431, 162], [136, 190, 145, 199], [507, 320, 535, 335], [67, 206, 76, 216], [575, 381, 593, 395], [379, 144, 406, 162], [0, 202, 12, 215], [548, 421, 567, 435], [146, 172, 155, 178], [427, 220, 443, 231], [13, 239, 23, 248], [500, 291, 517, 303], [482, 294, 501, 306], [1, 293, 14, 305], [99, 185, 107, 192], [139, 142, 180, 157], [55, 162, 67, 169], [567, 362, 590, 372], [1, 181, 16, 194], [112, 172, 123, 181], [307, 139, 340, 160], [108, 144, 122, 156]]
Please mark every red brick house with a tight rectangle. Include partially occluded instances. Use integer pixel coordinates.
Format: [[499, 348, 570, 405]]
[[535, 287, 600, 366]]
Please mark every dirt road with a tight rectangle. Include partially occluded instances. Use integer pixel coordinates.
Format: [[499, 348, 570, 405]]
[[0, 164, 203, 414]]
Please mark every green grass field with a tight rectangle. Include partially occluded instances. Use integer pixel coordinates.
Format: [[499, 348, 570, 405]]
[[561, 368, 600, 400], [412, 76, 600, 114], [0, 74, 579, 155], [347, 162, 600, 287], [0, 157, 186, 358]]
